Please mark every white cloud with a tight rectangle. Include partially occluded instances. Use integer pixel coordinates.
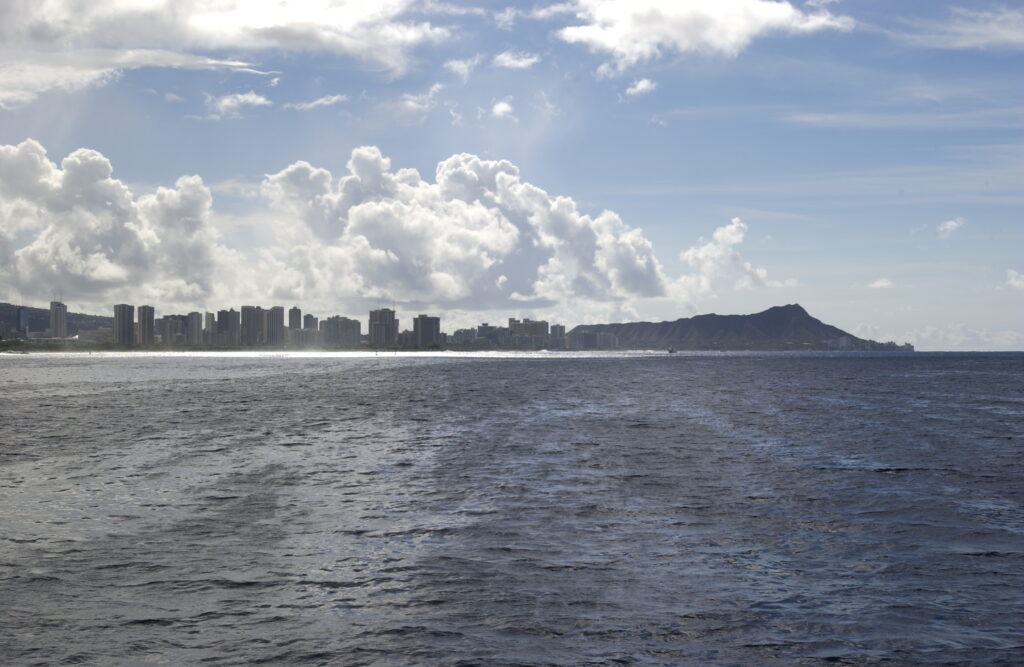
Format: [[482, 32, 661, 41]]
[[897, 8, 1024, 51], [0, 1, 446, 108], [397, 83, 444, 120], [2, 139, 785, 324], [0, 138, 235, 311], [284, 94, 348, 111], [557, 0, 853, 75], [674, 217, 788, 299], [494, 4, 576, 29], [492, 50, 542, 69], [0, 49, 257, 109], [867, 278, 893, 289], [937, 217, 964, 239], [492, 99, 516, 120], [164, 92, 184, 103], [204, 91, 272, 119], [444, 55, 482, 82], [625, 78, 658, 96], [1008, 269, 1024, 290]]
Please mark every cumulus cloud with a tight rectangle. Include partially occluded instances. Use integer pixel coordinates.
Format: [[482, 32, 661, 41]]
[[1008, 269, 1024, 290], [625, 78, 658, 96], [2, 139, 782, 324], [284, 94, 348, 111], [674, 217, 789, 299], [557, 0, 853, 75], [0, 1, 445, 108], [0, 139, 233, 310], [867, 278, 893, 289], [204, 91, 272, 119], [937, 217, 964, 239], [491, 99, 516, 120], [492, 50, 542, 69]]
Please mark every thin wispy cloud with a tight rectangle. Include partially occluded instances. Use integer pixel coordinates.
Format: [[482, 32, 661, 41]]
[[625, 78, 657, 97], [937, 217, 964, 239], [1008, 270, 1024, 290], [784, 107, 1024, 130], [444, 55, 482, 82], [397, 83, 444, 121], [868, 278, 894, 289], [284, 94, 348, 111], [204, 91, 272, 119], [896, 7, 1024, 51], [493, 50, 541, 69]]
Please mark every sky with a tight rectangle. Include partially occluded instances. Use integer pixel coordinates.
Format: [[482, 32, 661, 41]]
[[0, 0, 1021, 350]]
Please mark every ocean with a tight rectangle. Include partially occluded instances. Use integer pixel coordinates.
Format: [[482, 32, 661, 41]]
[[1, 351, 1022, 665]]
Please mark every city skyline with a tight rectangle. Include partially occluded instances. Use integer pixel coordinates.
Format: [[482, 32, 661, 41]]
[[0, 2, 1021, 350]]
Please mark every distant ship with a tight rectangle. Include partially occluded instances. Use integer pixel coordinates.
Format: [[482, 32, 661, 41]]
[[667, 347, 677, 354]]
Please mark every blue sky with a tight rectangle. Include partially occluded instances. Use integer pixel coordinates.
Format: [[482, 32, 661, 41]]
[[0, 0, 1021, 349]]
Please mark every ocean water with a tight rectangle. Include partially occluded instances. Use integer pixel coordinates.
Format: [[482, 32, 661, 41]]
[[1, 351, 1022, 665]]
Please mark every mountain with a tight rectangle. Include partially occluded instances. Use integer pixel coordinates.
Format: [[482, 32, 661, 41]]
[[567, 304, 913, 351], [0, 302, 113, 335]]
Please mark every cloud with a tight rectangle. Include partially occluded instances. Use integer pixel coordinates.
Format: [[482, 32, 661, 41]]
[[1008, 269, 1024, 290], [494, 4, 576, 29], [284, 94, 348, 111], [0, 1, 446, 108], [0, 138, 233, 311], [674, 217, 789, 299], [625, 78, 658, 96], [937, 217, 964, 239], [491, 99, 516, 120], [557, 0, 853, 75], [492, 50, 542, 69], [2, 139, 784, 324], [443, 55, 482, 82], [164, 92, 184, 103], [867, 278, 893, 289], [896, 7, 1024, 51], [784, 107, 1024, 130], [204, 91, 272, 119], [397, 83, 444, 121], [0, 49, 257, 109]]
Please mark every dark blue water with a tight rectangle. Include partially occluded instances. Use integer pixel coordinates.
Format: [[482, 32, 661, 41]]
[[1, 352, 1022, 665]]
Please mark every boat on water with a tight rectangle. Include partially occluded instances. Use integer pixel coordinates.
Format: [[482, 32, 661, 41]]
[[667, 347, 677, 354]]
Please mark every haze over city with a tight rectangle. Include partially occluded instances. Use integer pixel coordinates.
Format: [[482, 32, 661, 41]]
[[1, 0, 1021, 349]]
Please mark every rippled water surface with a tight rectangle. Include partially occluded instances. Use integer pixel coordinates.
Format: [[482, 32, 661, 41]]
[[2, 351, 1022, 665]]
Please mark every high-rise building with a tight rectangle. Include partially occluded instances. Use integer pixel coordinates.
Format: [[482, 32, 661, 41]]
[[16, 306, 29, 335], [413, 314, 441, 348], [268, 306, 285, 346], [289, 306, 301, 330], [186, 312, 203, 345], [549, 324, 566, 349], [158, 314, 186, 345], [114, 304, 134, 345], [369, 308, 398, 347], [49, 301, 67, 338], [321, 316, 361, 346], [138, 305, 155, 345], [258, 307, 268, 344], [240, 306, 259, 346], [218, 308, 241, 346], [303, 314, 318, 330], [204, 312, 215, 344]]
